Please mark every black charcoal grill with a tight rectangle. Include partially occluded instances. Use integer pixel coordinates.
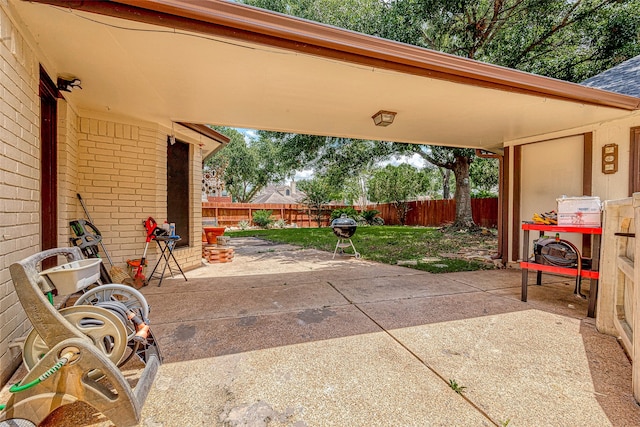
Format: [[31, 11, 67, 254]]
[[331, 214, 360, 259]]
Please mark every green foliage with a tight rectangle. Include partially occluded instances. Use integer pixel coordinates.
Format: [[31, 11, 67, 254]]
[[472, 190, 498, 199], [298, 176, 338, 227], [330, 207, 359, 221], [258, 131, 405, 195], [238, 220, 250, 230], [341, 173, 372, 209], [360, 209, 383, 225], [368, 164, 424, 225], [418, 165, 453, 199], [252, 210, 274, 228], [205, 127, 291, 203], [244, 0, 388, 36], [273, 219, 287, 229], [385, 0, 640, 82], [470, 157, 499, 194], [448, 379, 467, 395]]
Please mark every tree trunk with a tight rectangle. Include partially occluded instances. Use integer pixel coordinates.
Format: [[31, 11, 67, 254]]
[[397, 201, 410, 225], [452, 156, 477, 229], [440, 168, 452, 199]]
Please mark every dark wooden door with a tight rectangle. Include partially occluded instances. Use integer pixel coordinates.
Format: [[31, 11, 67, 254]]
[[167, 138, 190, 247], [40, 66, 58, 267]]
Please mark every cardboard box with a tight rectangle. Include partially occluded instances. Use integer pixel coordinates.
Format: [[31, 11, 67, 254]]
[[557, 212, 601, 227], [556, 196, 601, 227]]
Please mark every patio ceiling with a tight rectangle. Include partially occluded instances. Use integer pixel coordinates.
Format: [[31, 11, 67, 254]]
[[13, 0, 640, 153]]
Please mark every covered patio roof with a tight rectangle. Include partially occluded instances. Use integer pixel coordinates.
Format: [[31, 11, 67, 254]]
[[15, 0, 640, 154]]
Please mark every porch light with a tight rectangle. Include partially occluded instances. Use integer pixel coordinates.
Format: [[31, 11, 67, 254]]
[[371, 110, 396, 127], [57, 76, 82, 92]]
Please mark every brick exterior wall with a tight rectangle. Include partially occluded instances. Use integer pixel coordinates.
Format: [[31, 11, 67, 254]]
[[75, 114, 204, 272], [0, 2, 40, 385], [0, 3, 206, 386], [58, 100, 80, 244]]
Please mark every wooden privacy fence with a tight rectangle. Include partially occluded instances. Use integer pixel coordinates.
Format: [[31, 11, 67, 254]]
[[202, 202, 333, 227], [376, 198, 498, 228], [202, 198, 498, 228]]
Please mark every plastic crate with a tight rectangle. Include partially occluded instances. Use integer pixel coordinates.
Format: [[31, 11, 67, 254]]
[[39, 258, 102, 295]]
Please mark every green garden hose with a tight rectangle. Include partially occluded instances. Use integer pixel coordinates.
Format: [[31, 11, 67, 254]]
[[8, 351, 74, 393]]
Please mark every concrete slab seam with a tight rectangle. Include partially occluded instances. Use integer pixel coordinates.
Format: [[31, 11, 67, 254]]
[[325, 281, 501, 427]]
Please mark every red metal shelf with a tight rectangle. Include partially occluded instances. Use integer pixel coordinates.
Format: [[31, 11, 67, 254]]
[[521, 223, 602, 234], [520, 261, 599, 279]]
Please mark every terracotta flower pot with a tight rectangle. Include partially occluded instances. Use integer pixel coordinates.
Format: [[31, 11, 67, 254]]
[[203, 226, 226, 244]]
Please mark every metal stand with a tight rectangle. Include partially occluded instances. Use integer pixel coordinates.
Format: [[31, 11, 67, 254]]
[[332, 238, 360, 259], [0, 247, 161, 427], [520, 223, 601, 318], [148, 235, 187, 287]]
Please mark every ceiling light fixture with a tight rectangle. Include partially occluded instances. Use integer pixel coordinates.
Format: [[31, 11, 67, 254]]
[[57, 76, 82, 92], [371, 110, 396, 127]]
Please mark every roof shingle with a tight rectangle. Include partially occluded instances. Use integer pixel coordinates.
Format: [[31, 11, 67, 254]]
[[582, 56, 640, 97]]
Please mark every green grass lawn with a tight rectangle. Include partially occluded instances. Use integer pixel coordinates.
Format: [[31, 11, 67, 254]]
[[227, 226, 497, 273]]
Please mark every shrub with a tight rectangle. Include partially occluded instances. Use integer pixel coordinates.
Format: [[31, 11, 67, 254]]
[[273, 219, 287, 229], [360, 209, 384, 225], [252, 210, 274, 228], [330, 207, 359, 221], [238, 220, 250, 230], [472, 190, 498, 198]]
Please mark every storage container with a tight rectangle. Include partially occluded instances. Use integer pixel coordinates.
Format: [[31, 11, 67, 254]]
[[556, 196, 602, 227], [39, 258, 102, 295]]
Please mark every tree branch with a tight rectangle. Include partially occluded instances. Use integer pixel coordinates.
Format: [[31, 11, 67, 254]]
[[507, 0, 616, 68]]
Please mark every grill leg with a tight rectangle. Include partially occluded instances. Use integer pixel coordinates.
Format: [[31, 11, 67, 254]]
[[332, 239, 341, 259], [349, 239, 360, 258]]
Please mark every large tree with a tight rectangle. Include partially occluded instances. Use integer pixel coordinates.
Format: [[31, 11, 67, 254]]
[[206, 128, 290, 202], [383, 0, 640, 228], [383, 0, 640, 82], [257, 131, 404, 192], [244, 0, 640, 227]]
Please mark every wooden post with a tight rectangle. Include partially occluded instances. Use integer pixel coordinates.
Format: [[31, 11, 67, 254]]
[[596, 199, 621, 336], [632, 193, 640, 403]]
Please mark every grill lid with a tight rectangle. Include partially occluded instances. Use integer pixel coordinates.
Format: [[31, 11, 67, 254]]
[[331, 214, 357, 227]]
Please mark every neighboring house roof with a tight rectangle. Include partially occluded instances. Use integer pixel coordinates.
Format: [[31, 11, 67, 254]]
[[582, 55, 640, 98], [252, 184, 304, 204], [17, 0, 640, 153]]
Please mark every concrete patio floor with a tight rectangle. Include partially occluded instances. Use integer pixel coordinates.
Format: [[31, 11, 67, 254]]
[[8, 237, 640, 426]]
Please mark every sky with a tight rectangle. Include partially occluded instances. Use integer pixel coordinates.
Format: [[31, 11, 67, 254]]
[[236, 128, 428, 182]]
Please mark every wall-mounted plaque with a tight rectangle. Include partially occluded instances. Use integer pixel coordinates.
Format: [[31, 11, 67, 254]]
[[602, 143, 618, 174]]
